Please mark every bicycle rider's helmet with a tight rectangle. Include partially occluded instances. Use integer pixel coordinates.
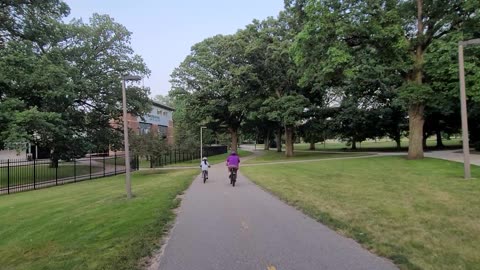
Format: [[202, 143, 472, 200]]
[[231, 150, 237, 155], [202, 157, 207, 160]]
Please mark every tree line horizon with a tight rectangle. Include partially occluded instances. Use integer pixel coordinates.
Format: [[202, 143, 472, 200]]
[[169, 0, 480, 158], [1, 1, 479, 162]]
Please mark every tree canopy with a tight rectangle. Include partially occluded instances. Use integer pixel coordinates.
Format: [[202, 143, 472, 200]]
[[170, 0, 479, 158], [0, 1, 151, 161]]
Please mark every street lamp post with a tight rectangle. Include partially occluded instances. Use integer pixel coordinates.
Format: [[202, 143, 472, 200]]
[[324, 117, 332, 149], [458, 38, 480, 179], [200, 127, 207, 160], [122, 75, 142, 199]]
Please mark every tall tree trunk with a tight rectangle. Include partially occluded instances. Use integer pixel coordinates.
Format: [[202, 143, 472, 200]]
[[408, 0, 425, 159], [408, 104, 425, 159], [351, 139, 357, 150], [50, 158, 59, 168], [309, 142, 315, 150], [276, 128, 282, 152], [285, 125, 294, 157], [50, 149, 59, 168], [264, 130, 270, 151], [229, 128, 238, 152], [395, 137, 401, 149], [436, 129, 444, 148], [423, 132, 428, 149]]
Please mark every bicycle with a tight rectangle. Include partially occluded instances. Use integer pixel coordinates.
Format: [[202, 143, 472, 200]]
[[202, 170, 208, 183], [229, 167, 237, 187]]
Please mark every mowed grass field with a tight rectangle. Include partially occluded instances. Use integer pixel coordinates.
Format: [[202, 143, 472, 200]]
[[242, 156, 480, 270], [254, 138, 462, 151], [0, 169, 198, 270], [244, 150, 370, 164]]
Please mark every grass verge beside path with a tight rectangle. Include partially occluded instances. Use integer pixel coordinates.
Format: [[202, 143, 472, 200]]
[[242, 156, 480, 270], [244, 150, 370, 164], [166, 149, 252, 167], [0, 169, 197, 270]]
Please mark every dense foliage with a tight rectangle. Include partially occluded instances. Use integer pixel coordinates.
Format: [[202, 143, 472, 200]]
[[171, 0, 479, 158], [0, 1, 151, 161]]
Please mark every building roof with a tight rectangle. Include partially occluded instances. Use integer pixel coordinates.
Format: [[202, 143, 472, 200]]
[[151, 100, 175, 111]]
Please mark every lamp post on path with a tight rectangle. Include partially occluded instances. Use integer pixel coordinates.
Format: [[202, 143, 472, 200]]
[[458, 39, 480, 179], [200, 126, 207, 160], [122, 75, 142, 199]]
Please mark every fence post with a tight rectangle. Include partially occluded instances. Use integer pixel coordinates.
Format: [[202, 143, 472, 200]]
[[33, 158, 36, 189], [103, 155, 106, 177], [89, 155, 92, 180], [7, 159, 10, 194], [114, 152, 117, 175], [55, 161, 58, 186], [74, 158, 76, 182]]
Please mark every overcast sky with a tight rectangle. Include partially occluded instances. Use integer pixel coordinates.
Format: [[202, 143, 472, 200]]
[[64, 0, 285, 97]]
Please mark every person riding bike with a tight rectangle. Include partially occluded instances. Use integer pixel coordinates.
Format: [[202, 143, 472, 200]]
[[200, 157, 210, 179], [226, 151, 240, 178]]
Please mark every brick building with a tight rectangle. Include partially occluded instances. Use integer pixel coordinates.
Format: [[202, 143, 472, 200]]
[[127, 101, 175, 144]]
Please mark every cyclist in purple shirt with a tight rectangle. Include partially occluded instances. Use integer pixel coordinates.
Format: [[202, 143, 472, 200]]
[[226, 151, 240, 172]]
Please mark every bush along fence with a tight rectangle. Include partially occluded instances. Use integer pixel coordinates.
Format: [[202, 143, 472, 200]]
[[148, 145, 228, 168], [0, 153, 139, 195]]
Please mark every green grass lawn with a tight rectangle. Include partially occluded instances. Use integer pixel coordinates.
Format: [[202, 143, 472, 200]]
[[103, 157, 126, 167], [165, 149, 252, 167], [292, 138, 462, 151], [0, 169, 197, 270], [253, 138, 462, 151], [242, 156, 480, 270], [0, 163, 100, 188], [244, 150, 370, 164]]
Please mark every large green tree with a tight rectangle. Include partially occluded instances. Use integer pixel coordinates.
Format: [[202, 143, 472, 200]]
[[293, 0, 405, 150], [243, 15, 309, 157], [0, 2, 150, 162], [170, 34, 259, 152], [396, 0, 479, 158], [294, 0, 479, 159]]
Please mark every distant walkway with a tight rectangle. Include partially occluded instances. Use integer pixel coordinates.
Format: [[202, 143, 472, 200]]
[[154, 153, 398, 270], [425, 149, 480, 166], [240, 145, 480, 167]]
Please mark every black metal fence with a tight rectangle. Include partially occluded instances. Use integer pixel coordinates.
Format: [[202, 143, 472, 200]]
[[0, 146, 228, 195], [0, 154, 139, 195], [149, 145, 228, 168]]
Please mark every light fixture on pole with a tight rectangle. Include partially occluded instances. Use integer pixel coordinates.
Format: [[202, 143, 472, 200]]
[[122, 74, 142, 199], [200, 126, 207, 160], [458, 38, 480, 179]]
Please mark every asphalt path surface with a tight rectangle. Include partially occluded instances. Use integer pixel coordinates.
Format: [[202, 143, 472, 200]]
[[157, 157, 398, 270]]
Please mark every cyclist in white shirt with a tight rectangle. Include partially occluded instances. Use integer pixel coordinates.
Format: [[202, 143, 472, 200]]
[[200, 157, 210, 179]]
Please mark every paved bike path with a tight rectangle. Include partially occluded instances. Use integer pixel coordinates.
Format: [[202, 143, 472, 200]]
[[156, 161, 398, 270]]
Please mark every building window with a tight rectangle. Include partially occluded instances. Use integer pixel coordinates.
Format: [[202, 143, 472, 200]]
[[139, 122, 151, 135], [159, 125, 168, 138]]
